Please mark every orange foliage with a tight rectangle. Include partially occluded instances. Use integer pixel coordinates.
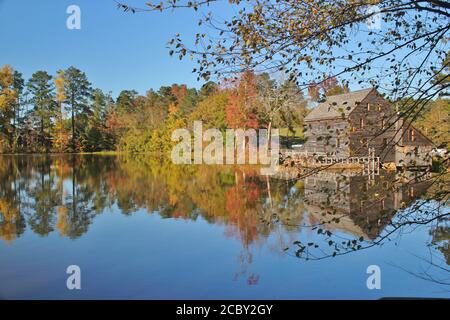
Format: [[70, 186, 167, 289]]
[[225, 71, 260, 129]]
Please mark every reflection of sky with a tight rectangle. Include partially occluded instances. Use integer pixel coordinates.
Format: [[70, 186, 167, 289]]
[[1, 200, 448, 299]]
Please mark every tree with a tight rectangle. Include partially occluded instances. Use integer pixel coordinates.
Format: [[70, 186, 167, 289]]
[[414, 51, 450, 150], [116, 89, 139, 114], [256, 74, 308, 142], [225, 71, 259, 130], [26, 71, 56, 151], [433, 51, 450, 96], [189, 91, 229, 130], [119, 0, 450, 132], [0, 64, 17, 151], [198, 81, 219, 101], [12, 71, 24, 147], [53, 70, 71, 152], [80, 89, 113, 151], [308, 77, 349, 101], [416, 98, 450, 149], [170, 84, 198, 116], [64, 67, 92, 151]]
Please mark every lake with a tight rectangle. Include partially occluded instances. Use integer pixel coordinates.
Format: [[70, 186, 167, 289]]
[[0, 155, 448, 299]]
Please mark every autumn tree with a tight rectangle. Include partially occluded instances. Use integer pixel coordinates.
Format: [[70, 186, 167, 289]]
[[171, 84, 198, 116], [416, 98, 450, 149], [26, 71, 56, 151], [189, 90, 229, 130], [53, 70, 71, 152], [0, 65, 17, 151], [63, 67, 92, 151], [225, 71, 259, 130], [308, 77, 349, 101], [413, 52, 450, 150], [119, 0, 450, 136]]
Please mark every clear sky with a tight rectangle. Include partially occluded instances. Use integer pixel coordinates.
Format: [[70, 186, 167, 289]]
[[2, 1, 439, 99], [0, 0, 212, 97]]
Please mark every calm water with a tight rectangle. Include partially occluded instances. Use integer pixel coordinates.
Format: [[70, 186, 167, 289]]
[[0, 155, 448, 299]]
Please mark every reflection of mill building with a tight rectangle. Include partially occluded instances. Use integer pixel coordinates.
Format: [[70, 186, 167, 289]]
[[304, 171, 432, 239], [304, 88, 434, 167]]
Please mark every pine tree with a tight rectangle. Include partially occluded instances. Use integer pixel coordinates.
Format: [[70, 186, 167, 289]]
[[63, 67, 92, 151], [26, 71, 56, 151]]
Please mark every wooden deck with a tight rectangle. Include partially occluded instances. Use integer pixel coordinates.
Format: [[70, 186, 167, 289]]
[[279, 148, 381, 177]]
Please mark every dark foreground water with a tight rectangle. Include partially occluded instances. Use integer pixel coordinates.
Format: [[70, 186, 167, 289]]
[[0, 155, 448, 299]]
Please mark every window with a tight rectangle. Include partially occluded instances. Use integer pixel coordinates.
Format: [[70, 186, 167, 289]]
[[336, 138, 340, 148], [359, 117, 364, 129], [367, 103, 370, 111], [409, 129, 415, 142], [409, 187, 414, 197]]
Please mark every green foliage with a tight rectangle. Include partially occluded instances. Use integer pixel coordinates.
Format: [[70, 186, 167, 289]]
[[189, 91, 228, 130], [1, 64, 310, 154], [63, 66, 93, 151], [415, 98, 450, 149], [116, 90, 138, 114], [26, 70, 56, 151]]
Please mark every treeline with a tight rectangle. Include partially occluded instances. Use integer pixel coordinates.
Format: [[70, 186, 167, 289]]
[[0, 66, 308, 154], [1, 64, 447, 154]]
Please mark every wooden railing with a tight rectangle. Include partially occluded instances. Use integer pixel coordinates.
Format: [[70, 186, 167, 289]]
[[280, 148, 380, 176]]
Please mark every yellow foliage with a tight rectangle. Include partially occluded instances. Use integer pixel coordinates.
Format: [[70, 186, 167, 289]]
[[54, 70, 66, 103], [56, 206, 69, 237]]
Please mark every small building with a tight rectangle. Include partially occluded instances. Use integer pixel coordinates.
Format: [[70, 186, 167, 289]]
[[303, 88, 434, 167]]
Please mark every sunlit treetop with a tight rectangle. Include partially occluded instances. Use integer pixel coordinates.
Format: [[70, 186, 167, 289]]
[[118, 0, 449, 113]]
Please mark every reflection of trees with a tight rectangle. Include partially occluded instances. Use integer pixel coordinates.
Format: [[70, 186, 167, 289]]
[[26, 157, 59, 235], [0, 156, 106, 240], [431, 225, 450, 265], [280, 169, 449, 286], [0, 156, 26, 243], [0, 155, 448, 285], [0, 155, 305, 247], [60, 158, 97, 239]]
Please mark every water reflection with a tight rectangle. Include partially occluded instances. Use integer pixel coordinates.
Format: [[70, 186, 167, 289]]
[[0, 155, 300, 245], [304, 170, 432, 240], [0, 155, 448, 295]]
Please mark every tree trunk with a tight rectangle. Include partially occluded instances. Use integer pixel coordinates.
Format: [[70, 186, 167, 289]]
[[41, 117, 44, 149], [266, 121, 272, 153], [71, 95, 75, 151]]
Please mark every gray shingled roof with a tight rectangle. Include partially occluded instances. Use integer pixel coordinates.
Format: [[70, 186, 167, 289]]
[[305, 88, 374, 121]]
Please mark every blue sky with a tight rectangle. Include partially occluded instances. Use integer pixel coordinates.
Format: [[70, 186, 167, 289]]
[[1, 1, 442, 100], [0, 0, 212, 97]]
